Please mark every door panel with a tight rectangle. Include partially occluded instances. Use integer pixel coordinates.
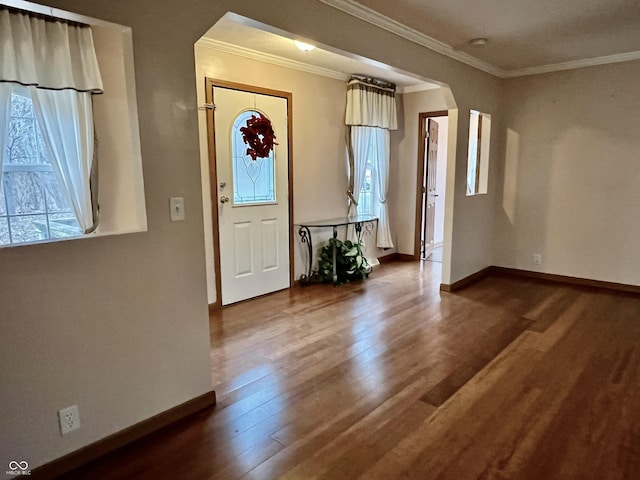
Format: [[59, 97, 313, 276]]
[[261, 219, 279, 271], [233, 221, 253, 277], [421, 118, 438, 259], [213, 86, 290, 305]]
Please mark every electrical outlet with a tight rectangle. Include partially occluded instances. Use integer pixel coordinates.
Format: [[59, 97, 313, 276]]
[[533, 253, 542, 265], [58, 405, 80, 435]]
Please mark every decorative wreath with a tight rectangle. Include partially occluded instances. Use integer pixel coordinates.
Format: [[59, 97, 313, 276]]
[[240, 112, 278, 160]]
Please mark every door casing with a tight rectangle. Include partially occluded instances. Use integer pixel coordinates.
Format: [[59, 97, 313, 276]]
[[205, 78, 294, 307]]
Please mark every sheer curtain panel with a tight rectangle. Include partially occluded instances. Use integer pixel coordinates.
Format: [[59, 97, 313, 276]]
[[31, 87, 97, 232], [372, 128, 393, 248], [346, 126, 374, 216], [0, 83, 11, 196]]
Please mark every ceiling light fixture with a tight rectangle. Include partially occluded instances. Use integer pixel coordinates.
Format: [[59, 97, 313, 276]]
[[469, 38, 488, 46], [294, 40, 315, 52]]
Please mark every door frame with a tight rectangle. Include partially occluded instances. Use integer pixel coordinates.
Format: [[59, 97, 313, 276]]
[[205, 78, 294, 307], [414, 110, 448, 260]]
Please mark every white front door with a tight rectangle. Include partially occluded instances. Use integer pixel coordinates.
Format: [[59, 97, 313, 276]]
[[212, 86, 290, 305]]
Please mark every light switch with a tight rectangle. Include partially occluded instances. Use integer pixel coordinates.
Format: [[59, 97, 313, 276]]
[[170, 197, 185, 221]]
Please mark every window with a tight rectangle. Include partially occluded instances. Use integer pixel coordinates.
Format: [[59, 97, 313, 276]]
[[0, 7, 146, 247], [358, 160, 375, 215], [231, 110, 276, 205], [357, 131, 381, 216], [466, 110, 491, 196], [345, 77, 394, 248], [0, 93, 80, 246], [0, 7, 107, 247]]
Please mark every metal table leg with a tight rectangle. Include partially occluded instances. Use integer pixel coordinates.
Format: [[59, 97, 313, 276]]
[[332, 225, 338, 285], [298, 225, 313, 284]]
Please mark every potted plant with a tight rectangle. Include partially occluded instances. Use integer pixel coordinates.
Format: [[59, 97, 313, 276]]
[[317, 238, 370, 284]]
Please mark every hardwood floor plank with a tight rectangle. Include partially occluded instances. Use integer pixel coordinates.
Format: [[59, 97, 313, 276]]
[[316, 401, 435, 480], [59, 261, 640, 480], [420, 316, 531, 406], [286, 384, 433, 479]]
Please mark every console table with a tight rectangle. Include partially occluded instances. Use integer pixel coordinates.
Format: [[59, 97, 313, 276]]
[[296, 214, 377, 285]]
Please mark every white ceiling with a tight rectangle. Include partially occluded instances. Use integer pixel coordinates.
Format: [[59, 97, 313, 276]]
[[200, 14, 440, 91], [202, 1, 640, 82]]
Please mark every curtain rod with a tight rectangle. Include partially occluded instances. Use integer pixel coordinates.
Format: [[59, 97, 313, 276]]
[[0, 5, 89, 28], [348, 76, 396, 90]]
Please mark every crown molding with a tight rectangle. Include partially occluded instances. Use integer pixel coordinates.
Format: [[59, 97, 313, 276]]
[[504, 50, 640, 78], [198, 8, 640, 86], [317, 0, 506, 78], [196, 37, 349, 82], [197, 37, 437, 92], [319, 0, 640, 79]]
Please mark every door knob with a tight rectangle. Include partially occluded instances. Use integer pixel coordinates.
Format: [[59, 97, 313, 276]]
[[219, 196, 230, 204]]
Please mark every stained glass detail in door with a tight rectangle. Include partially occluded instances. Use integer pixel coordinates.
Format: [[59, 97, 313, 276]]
[[231, 110, 276, 205]]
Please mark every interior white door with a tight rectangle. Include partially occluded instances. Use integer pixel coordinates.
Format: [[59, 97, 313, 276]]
[[421, 118, 438, 259], [213, 86, 290, 305]]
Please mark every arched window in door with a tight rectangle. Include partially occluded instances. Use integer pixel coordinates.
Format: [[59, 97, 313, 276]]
[[231, 110, 276, 205]]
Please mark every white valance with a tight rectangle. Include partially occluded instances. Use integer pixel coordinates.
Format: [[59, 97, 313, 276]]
[[345, 77, 397, 130], [0, 8, 103, 93]]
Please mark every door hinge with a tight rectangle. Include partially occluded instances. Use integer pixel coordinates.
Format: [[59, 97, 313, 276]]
[[199, 103, 216, 111]]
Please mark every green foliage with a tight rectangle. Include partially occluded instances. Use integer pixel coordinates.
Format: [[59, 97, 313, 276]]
[[317, 238, 370, 284]]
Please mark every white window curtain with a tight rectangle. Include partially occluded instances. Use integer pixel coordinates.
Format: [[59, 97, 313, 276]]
[[31, 87, 96, 232], [371, 128, 393, 248], [346, 126, 374, 217], [345, 77, 397, 248], [0, 9, 103, 92], [0, 7, 103, 233], [345, 78, 397, 130]]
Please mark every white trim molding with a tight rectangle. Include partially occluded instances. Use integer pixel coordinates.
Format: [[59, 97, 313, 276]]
[[504, 51, 640, 78], [197, 37, 438, 93], [318, 0, 640, 79], [400, 83, 440, 94], [196, 37, 349, 82], [317, 0, 505, 77]]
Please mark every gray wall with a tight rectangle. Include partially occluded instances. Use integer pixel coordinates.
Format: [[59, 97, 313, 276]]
[[0, 0, 502, 469], [495, 60, 640, 285]]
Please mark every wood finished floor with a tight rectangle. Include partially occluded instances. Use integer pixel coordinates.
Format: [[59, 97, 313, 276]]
[[68, 261, 640, 479]]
